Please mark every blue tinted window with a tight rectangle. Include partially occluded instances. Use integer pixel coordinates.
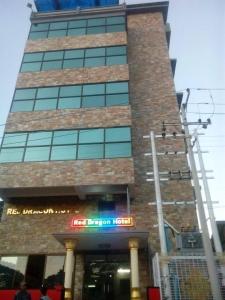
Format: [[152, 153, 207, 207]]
[[106, 94, 128, 106], [34, 99, 57, 111], [63, 59, 83, 69], [49, 22, 67, 30], [53, 130, 78, 145], [51, 145, 77, 160], [29, 31, 48, 40], [78, 144, 104, 159], [106, 16, 125, 25], [64, 50, 84, 59], [23, 53, 43, 62], [2, 133, 27, 148], [42, 61, 62, 71], [20, 62, 41, 72], [11, 101, 34, 112], [87, 18, 105, 26], [37, 87, 59, 99], [60, 86, 82, 97], [44, 51, 64, 61], [67, 28, 86, 36], [106, 56, 126, 66], [48, 30, 67, 38], [106, 82, 128, 94], [0, 148, 24, 163], [79, 129, 104, 143], [27, 132, 52, 146], [106, 46, 126, 56], [84, 57, 105, 67], [105, 142, 131, 158], [24, 146, 50, 162], [14, 89, 36, 100], [68, 20, 86, 28], [85, 48, 105, 57], [58, 97, 81, 109], [31, 23, 49, 31], [83, 84, 104, 95], [82, 95, 105, 108], [105, 127, 131, 142]]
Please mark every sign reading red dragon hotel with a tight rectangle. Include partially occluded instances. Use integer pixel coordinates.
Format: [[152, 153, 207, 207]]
[[71, 217, 133, 228]]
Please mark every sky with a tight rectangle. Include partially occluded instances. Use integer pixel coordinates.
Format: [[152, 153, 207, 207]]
[[0, 0, 224, 221]]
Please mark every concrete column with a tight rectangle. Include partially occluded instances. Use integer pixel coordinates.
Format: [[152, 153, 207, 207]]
[[64, 239, 76, 300], [129, 238, 141, 300]]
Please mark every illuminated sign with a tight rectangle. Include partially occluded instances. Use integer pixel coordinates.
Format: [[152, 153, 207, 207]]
[[71, 217, 133, 228], [6, 208, 78, 215]]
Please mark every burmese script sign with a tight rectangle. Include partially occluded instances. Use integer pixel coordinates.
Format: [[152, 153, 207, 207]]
[[6, 208, 76, 215], [71, 217, 133, 228]]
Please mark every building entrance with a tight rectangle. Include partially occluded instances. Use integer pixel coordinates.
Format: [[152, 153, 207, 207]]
[[82, 253, 130, 300]]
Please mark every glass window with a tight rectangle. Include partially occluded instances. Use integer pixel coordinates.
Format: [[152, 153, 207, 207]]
[[105, 142, 131, 158], [106, 82, 128, 94], [29, 31, 48, 40], [106, 94, 128, 106], [37, 87, 59, 99], [106, 55, 126, 66], [2, 133, 27, 147], [44, 256, 65, 288], [14, 89, 36, 100], [107, 24, 125, 33], [48, 30, 67, 38], [78, 144, 104, 159], [64, 50, 84, 59], [34, 99, 57, 111], [42, 61, 62, 71], [106, 46, 126, 56], [31, 23, 49, 31], [11, 100, 34, 112], [105, 127, 131, 142], [84, 57, 105, 67], [27, 132, 52, 146], [58, 97, 81, 109], [24, 146, 50, 162], [49, 22, 67, 30], [44, 51, 64, 61], [51, 145, 77, 160], [82, 95, 105, 108], [67, 28, 86, 36], [23, 52, 43, 63], [87, 26, 105, 35], [21, 62, 41, 72], [53, 130, 78, 145], [63, 59, 83, 69], [0, 148, 24, 163], [83, 84, 104, 95], [25, 255, 45, 288], [79, 128, 104, 143], [0, 256, 28, 288], [68, 20, 86, 28], [87, 18, 105, 26], [106, 16, 125, 25], [60, 85, 82, 97], [85, 47, 105, 57]]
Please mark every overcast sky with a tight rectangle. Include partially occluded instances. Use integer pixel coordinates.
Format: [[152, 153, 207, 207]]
[[0, 0, 224, 221]]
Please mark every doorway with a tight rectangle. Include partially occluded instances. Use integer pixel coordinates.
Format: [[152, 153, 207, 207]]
[[82, 253, 130, 300]]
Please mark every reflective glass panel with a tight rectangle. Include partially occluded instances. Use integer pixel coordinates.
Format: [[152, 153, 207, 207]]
[[84, 57, 105, 67], [27, 132, 52, 146], [64, 50, 84, 59], [34, 99, 57, 111], [60, 85, 82, 97], [87, 26, 105, 35], [105, 142, 131, 158], [68, 20, 86, 28], [24, 146, 50, 161], [63, 59, 83, 69], [79, 128, 104, 143], [14, 89, 36, 100], [44, 256, 65, 288], [23, 52, 43, 62], [78, 144, 104, 159], [11, 100, 34, 112], [49, 22, 67, 30], [106, 46, 126, 56], [106, 82, 128, 94], [105, 127, 131, 142], [106, 56, 126, 65], [85, 48, 105, 57], [31, 23, 49, 31], [29, 31, 48, 40], [48, 30, 67, 38], [82, 95, 105, 108], [44, 51, 64, 61], [51, 145, 77, 160], [83, 84, 104, 95], [21, 62, 41, 72], [58, 97, 81, 109], [2, 133, 27, 147], [107, 24, 125, 33], [42, 61, 62, 71], [106, 16, 125, 25], [106, 94, 128, 106], [67, 28, 86, 36], [87, 18, 105, 26], [0, 148, 24, 163], [53, 130, 78, 145], [37, 87, 59, 99]]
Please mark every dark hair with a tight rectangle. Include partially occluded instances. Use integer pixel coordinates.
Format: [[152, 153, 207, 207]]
[[40, 286, 48, 296]]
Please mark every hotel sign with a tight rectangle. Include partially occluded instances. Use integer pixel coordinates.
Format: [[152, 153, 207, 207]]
[[71, 217, 133, 228]]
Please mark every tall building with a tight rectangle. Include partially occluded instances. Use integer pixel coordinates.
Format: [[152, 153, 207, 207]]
[[0, 1, 198, 300]]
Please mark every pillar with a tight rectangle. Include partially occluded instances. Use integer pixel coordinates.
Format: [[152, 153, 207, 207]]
[[129, 238, 141, 300], [64, 239, 76, 300]]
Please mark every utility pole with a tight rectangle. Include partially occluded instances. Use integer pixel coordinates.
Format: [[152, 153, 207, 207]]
[[181, 104, 222, 300], [194, 129, 223, 254], [150, 131, 171, 300]]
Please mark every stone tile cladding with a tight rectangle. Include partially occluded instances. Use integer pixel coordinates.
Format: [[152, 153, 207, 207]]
[[16, 65, 129, 88], [25, 32, 127, 53], [0, 159, 134, 189], [127, 12, 198, 296], [5, 106, 131, 132], [73, 254, 84, 300]]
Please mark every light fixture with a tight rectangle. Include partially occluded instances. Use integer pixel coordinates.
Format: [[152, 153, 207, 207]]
[[117, 268, 130, 274], [88, 285, 96, 288]]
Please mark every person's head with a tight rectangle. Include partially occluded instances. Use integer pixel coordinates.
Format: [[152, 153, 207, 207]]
[[20, 281, 27, 291], [40, 286, 48, 296]]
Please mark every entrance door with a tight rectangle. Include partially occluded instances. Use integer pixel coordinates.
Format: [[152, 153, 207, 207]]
[[82, 253, 130, 300]]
